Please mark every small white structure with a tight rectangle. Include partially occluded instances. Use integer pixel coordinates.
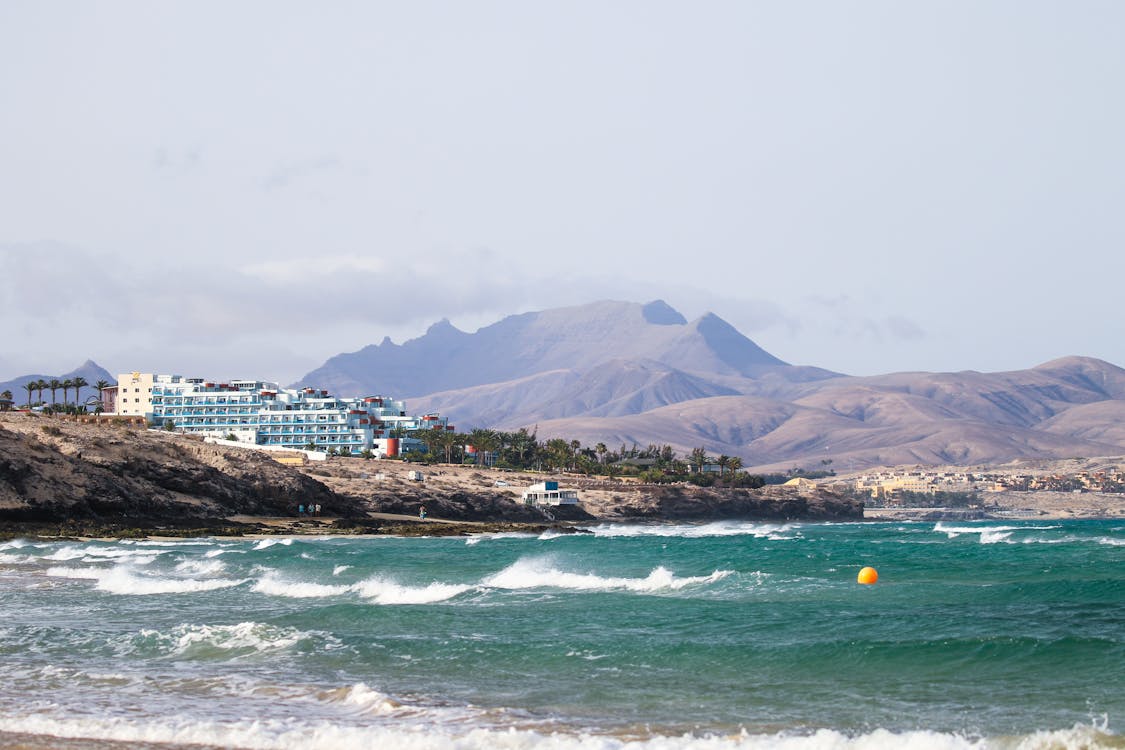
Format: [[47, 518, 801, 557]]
[[522, 481, 579, 506], [407, 470, 424, 482]]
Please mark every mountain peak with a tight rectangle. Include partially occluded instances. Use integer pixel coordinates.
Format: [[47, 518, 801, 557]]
[[425, 318, 462, 336], [642, 300, 687, 326]]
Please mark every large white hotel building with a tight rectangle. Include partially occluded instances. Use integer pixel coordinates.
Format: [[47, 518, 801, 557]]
[[112, 373, 451, 456]]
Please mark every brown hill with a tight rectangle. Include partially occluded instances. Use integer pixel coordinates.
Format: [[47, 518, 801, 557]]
[[0, 414, 353, 528]]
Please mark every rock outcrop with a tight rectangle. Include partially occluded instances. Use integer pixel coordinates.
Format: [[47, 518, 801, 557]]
[[0, 415, 352, 528]]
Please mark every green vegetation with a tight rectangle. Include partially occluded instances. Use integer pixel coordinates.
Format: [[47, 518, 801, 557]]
[[400, 427, 763, 485]]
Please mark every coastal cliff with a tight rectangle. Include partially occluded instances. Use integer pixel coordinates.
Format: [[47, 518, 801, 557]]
[[0, 414, 862, 536], [0, 415, 354, 534]]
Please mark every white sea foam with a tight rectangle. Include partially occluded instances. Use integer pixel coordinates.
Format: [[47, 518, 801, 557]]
[[322, 682, 403, 716], [483, 557, 731, 593], [47, 564, 245, 594], [333, 565, 352, 576], [979, 529, 1012, 544], [175, 559, 227, 576], [252, 538, 295, 550], [352, 576, 473, 605], [99, 568, 247, 595], [45, 565, 104, 579], [0, 553, 28, 564], [589, 521, 797, 539], [0, 713, 1117, 750], [0, 539, 29, 551], [252, 573, 350, 599], [246, 570, 471, 604], [934, 523, 1060, 539], [135, 621, 319, 658], [131, 539, 217, 547]]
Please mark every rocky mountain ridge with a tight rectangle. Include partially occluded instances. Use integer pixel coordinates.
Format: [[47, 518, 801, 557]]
[[297, 301, 1125, 471]]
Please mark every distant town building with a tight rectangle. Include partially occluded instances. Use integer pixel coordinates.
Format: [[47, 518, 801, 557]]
[[112, 372, 452, 456], [521, 481, 580, 506]]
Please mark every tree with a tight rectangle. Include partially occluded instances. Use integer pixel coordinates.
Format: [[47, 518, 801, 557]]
[[468, 428, 501, 466], [0, 390, 11, 403], [23, 381, 36, 408], [61, 379, 74, 405], [36, 379, 47, 406], [690, 447, 711, 473], [73, 376, 87, 405], [48, 379, 61, 404], [716, 455, 731, 476], [728, 456, 743, 474], [544, 438, 572, 471], [595, 442, 608, 465]]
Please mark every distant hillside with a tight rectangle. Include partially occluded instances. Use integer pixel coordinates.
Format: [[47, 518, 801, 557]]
[[296, 300, 832, 399], [0, 360, 113, 404], [297, 301, 1125, 471]]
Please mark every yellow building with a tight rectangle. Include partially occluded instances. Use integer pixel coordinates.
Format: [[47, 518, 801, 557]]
[[116, 372, 156, 419]]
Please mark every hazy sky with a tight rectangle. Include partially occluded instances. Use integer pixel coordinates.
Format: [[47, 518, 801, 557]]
[[3, 2, 1124, 385]]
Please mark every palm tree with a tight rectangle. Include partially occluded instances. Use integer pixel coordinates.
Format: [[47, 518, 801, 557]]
[[24, 381, 36, 408], [36, 379, 48, 407], [48, 379, 61, 404], [595, 442, 608, 465], [95, 380, 110, 411], [689, 447, 710, 473], [727, 456, 743, 474], [61, 379, 74, 404], [716, 455, 731, 477], [73, 376, 88, 405]]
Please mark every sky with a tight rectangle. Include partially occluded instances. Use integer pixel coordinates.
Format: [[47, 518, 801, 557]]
[[3, 2, 1124, 385]]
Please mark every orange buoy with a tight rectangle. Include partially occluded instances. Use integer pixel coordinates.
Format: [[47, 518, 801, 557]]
[[857, 566, 879, 585]]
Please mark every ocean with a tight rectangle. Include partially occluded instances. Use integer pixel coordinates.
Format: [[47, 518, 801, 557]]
[[0, 519, 1122, 749]]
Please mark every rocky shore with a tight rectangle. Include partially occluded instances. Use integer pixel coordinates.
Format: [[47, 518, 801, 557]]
[[0, 413, 862, 539]]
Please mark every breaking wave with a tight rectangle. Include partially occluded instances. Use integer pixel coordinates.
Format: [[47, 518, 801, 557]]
[[482, 557, 731, 593], [588, 522, 798, 540], [129, 621, 332, 658], [0, 714, 1117, 750], [45, 565, 246, 594]]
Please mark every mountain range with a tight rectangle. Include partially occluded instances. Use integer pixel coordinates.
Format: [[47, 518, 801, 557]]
[[296, 301, 1125, 471]]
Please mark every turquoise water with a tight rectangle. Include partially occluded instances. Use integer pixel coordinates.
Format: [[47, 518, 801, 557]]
[[0, 520, 1122, 748]]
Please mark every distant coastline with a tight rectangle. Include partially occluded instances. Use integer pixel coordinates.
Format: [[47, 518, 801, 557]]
[[0, 413, 863, 540]]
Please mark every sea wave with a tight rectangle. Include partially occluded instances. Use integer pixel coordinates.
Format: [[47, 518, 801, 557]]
[[247, 571, 473, 604], [351, 576, 474, 605], [130, 621, 332, 659], [933, 523, 1061, 539], [252, 538, 295, 551], [252, 572, 350, 599], [175, 558, 227, 576], [482, 557, 732, 593], [588, 522, 798, 539], [45, 564, 246, 594], [0, 714, 1117, 750], [41, 544, 166, 563]]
